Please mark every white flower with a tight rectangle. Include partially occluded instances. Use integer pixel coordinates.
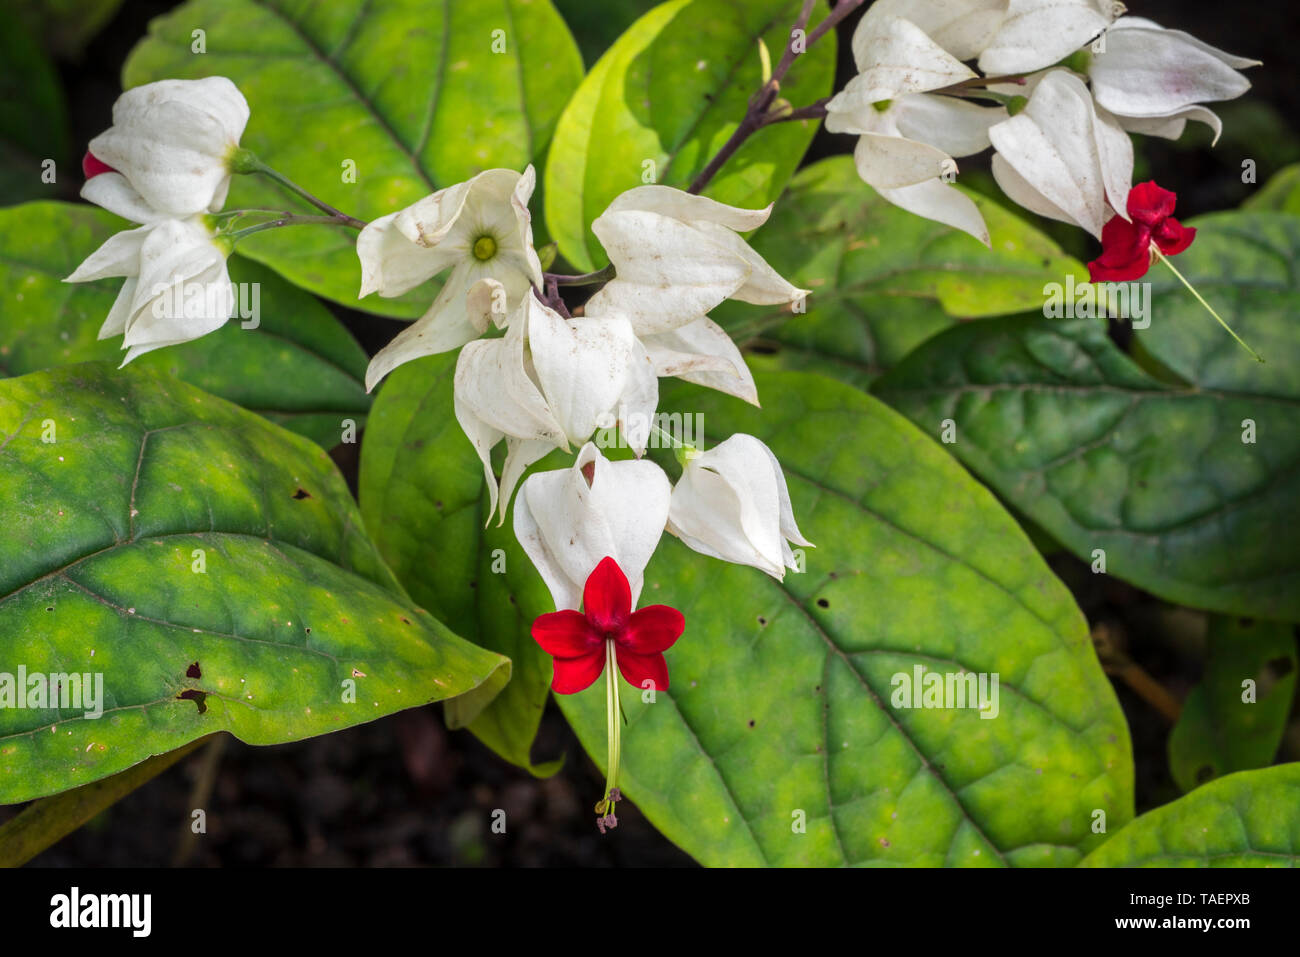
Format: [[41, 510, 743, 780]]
[[454, 288, 656, 521], [849, 0, 1009, 64], [513, 443, 672, 611], [64, 217, 234, 365], [82, 77, 249, 222], [988, 69, 1133, 238], [825, 11, 1004, 244], [978, 0, 1119, 76], [584, 186, 806, 335], [358, 166, 544, 390], [1084, 17, 1259, 144], [667, 434, 812, 580], [636, 317, 759, 406]]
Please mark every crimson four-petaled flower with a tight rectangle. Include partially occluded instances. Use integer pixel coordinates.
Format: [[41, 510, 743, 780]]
[[531, 556, 684, 694], [1088, 181, 1196, 283]]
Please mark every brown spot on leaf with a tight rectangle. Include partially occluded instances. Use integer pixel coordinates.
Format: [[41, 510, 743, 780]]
[[292, 487, 311, 500]]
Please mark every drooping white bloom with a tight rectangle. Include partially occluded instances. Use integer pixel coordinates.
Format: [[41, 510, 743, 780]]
[[82, 77, 249, 223], [988, 69, 1133, 238], [358, 166, 544, 390], [454, 288, 656, 520], [64, 217, 234, 365], [513, 443, 672, 611], [636, 317, 758, 407], [978, 0, 1119, 76], [667, 434, 812, 580], [1084, 17, 1259, 143], [851, 0, 1008, 63], [585, 186, 806, 336], [826, 9, 1004, 244]]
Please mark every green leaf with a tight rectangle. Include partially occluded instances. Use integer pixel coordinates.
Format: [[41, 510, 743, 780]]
[[876, 212, 1300, 620], [1242, 163, 1300, 216], [1168, 616, 1297, 794], [358, 353, 561, 775], [1080, 764, 1300, 867], [0, 201, 371, 449], [0, 362, 508, 804], [558, 372, 1132, 866], [123, 0, 584, 315], [0, 18, 70, 206], [713, 156, 1087, 389], [544, 0, 836, 271]]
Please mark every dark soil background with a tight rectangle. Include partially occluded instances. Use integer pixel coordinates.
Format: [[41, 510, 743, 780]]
[[5, 0, 1298, 867]]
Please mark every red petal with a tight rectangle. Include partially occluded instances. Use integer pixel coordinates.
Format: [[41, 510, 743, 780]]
[[1126, 181, 1177, 228], [82, 151, 116, 179], [616, 649, 670, 693], [551, 649, 607, 695], [532, 610, 600, 658], [1154, 219, 1196, 256], [583, 556, 631, 633], [1088, 215, 1152, 283], [621, 604, 684, 655]]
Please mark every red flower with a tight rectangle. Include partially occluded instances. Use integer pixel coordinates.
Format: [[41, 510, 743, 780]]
[[531, 557, 684, 695], [82, 150, 116, 180], [1088, 181, 1196, 283]]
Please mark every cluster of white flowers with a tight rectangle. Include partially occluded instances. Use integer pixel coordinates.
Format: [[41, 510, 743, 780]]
[[65, 77, 814, 612], [826, 0, 1258, 244], [356, 176, 813, 609], [67, 78, 245, 364]]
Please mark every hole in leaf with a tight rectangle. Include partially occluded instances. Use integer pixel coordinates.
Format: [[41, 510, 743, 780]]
[[292, 488, 311, 500], [816, 598, 829, 609], [177, 689, 207, 714], [186, 662, 201, 679]]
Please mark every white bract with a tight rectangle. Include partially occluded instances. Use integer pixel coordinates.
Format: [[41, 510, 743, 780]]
[[988, 69, 1132, 238], [454, 288, 656, 521], [82, 77, 249, 223], [826, 7, 1005, 244], [668, 434, 812, 580], [64, 217, 234, 365], [978, 0, 1118, 75], [513, 443, 672, 611], [358, 166, 544, 390], [1085, 17, 1259, 143], [585, 186, 806, 335]]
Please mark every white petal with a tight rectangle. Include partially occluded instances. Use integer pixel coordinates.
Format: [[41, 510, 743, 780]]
[[356, 210, 458, 299], [65, 224, 151, 282], [364, 265, 483, 391], [849, 15, 976, 100], [615, 337, 659, 457], [859, 0, 1008, 61], [603, 185, 772, 232], [1109, 17, 1260, 70], [1118, 106, 1223, 145], [112, 77, 248, 143], [849, 128, 954, 190], [528, 299, 635, 445], [98, 277, 139, 339], [979, 0, 1113, 75], [877, 177, 991, 247], [586, 209, 750, 334], [991, 153, 1075, 226], [80, 173, 166, 225], [641, 318, 758, 406], [1089, 23, 1253, 118], [987, 70, 1121, 238], [892, 94, 1006, 158], [513, 444, 671, 610]]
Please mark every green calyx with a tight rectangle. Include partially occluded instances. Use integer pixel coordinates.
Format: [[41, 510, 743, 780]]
[[226, 146, 260, 175]]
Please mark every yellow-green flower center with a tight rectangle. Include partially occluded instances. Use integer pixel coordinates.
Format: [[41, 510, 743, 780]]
[[472, 235, 498, 261]]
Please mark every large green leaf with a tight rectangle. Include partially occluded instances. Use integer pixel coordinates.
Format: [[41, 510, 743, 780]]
[[123, 0, 584, 315], [0, 362, 508, 803], [544, 0, 836, 271], [1243, 164, 1300, 216], [1081, 764, 1300, 867], [358, 353, 562, 775], [558, 372, 1132, 866], [877, 213, 1300, 620], [0, 201, 371, 449], [1168, 616, 1297, 794], [0, 18, 69, 207], [714, 157, 1086, 389]]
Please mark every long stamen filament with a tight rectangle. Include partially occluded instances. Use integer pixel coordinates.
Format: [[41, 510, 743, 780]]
[[1154, 248, 1264, 363]]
